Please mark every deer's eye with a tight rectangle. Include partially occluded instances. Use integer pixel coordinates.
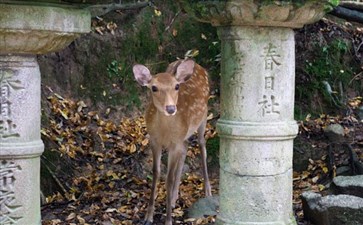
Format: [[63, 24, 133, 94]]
[[151, 86, 158, 92], [175, 84, 180, 91]]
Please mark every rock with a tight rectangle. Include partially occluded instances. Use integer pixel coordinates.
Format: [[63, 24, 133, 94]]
[[357, 106, 363, 120], [332, 175, 363, 198], [293, 136, 327, 172], [188, 196, 219, 219], [324, 124, 345, 143], [302, 191, 363, 225], [336, 166, 352, 176]]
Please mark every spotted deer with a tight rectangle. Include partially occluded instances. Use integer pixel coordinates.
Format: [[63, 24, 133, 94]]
[[133, 59, 212, 225]]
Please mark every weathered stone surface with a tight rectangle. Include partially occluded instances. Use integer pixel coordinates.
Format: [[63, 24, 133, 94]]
[[0, 4, 90, 54], [332, 175, 363, 198], [0, 56, 43, 155], [0, 56, 43, 225], [217, 26, 296, 123], [324, 124, 345, 143], [188, 196, 219, 218], [215, 25, 297, 225], [302, 191, 363, 225], [218, 130, 295, 176], [336, 166, 352, 176], [358, 106, 363, 120], [218, 168, 295, 225], [180, 0, 338, 28]]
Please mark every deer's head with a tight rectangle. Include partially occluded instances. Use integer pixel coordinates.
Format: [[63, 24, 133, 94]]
[[133, 60, 194, 116]]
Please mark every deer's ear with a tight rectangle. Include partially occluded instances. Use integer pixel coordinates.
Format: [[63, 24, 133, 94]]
[[133, 64, 152, 86], [175, 60, 195, 83]]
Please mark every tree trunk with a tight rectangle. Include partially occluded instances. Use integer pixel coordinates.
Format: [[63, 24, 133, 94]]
[[340, 1, 363, 11], [330, 6, 363, 24]]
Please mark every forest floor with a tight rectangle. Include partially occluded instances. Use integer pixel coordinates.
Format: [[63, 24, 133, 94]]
[[40, 90, 363, 225]]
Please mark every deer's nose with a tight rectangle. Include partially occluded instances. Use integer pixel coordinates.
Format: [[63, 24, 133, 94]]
[[166, 105, 176, 115]]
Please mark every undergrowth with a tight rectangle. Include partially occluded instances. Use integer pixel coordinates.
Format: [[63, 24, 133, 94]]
[[296, 36, 361, 118]]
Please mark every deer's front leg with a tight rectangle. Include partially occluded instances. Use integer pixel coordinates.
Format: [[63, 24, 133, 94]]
[[171, 142, 187, 207], [165, 144, 186, 225], [144, 142, 162, 225]]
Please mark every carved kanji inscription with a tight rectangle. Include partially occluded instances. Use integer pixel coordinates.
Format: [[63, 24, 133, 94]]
[[258, 43, 282, 117], [261, 43, 281, 70], [0, 160, 23, 224], [0, 69, 24, 139]]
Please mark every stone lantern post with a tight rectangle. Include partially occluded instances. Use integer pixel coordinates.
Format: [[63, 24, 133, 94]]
[[180, 1, 338, 224], [0, 3, 90, 224]]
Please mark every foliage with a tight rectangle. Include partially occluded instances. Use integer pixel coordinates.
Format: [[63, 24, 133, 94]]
[[181, 0, 340, 13], [260, 0, 340, 7], [297, 36, 360, 117], [170, 17, 220, 82], [89, 1, 220, 109], [206, 136, 219, 167], [306, 39, 351, 98]]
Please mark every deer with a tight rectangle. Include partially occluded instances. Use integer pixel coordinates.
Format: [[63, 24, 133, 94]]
[[132, 59, 212, 225]]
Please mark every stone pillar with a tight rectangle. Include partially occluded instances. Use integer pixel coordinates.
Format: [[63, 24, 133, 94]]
[[0, 56, 44, 224], [0, 4, 90, 224], [179, 1, 337, 224], [217, 25, 298, 225]]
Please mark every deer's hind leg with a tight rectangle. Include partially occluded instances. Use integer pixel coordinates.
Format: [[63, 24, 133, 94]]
[[197, 119, 212, 197]]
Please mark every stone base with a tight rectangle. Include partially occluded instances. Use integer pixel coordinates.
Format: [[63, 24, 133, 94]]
[[216, 168, 295, 225], [332, 175, 363, 198], [0, 157, 41, 225], [302, 192, 363, 225]]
